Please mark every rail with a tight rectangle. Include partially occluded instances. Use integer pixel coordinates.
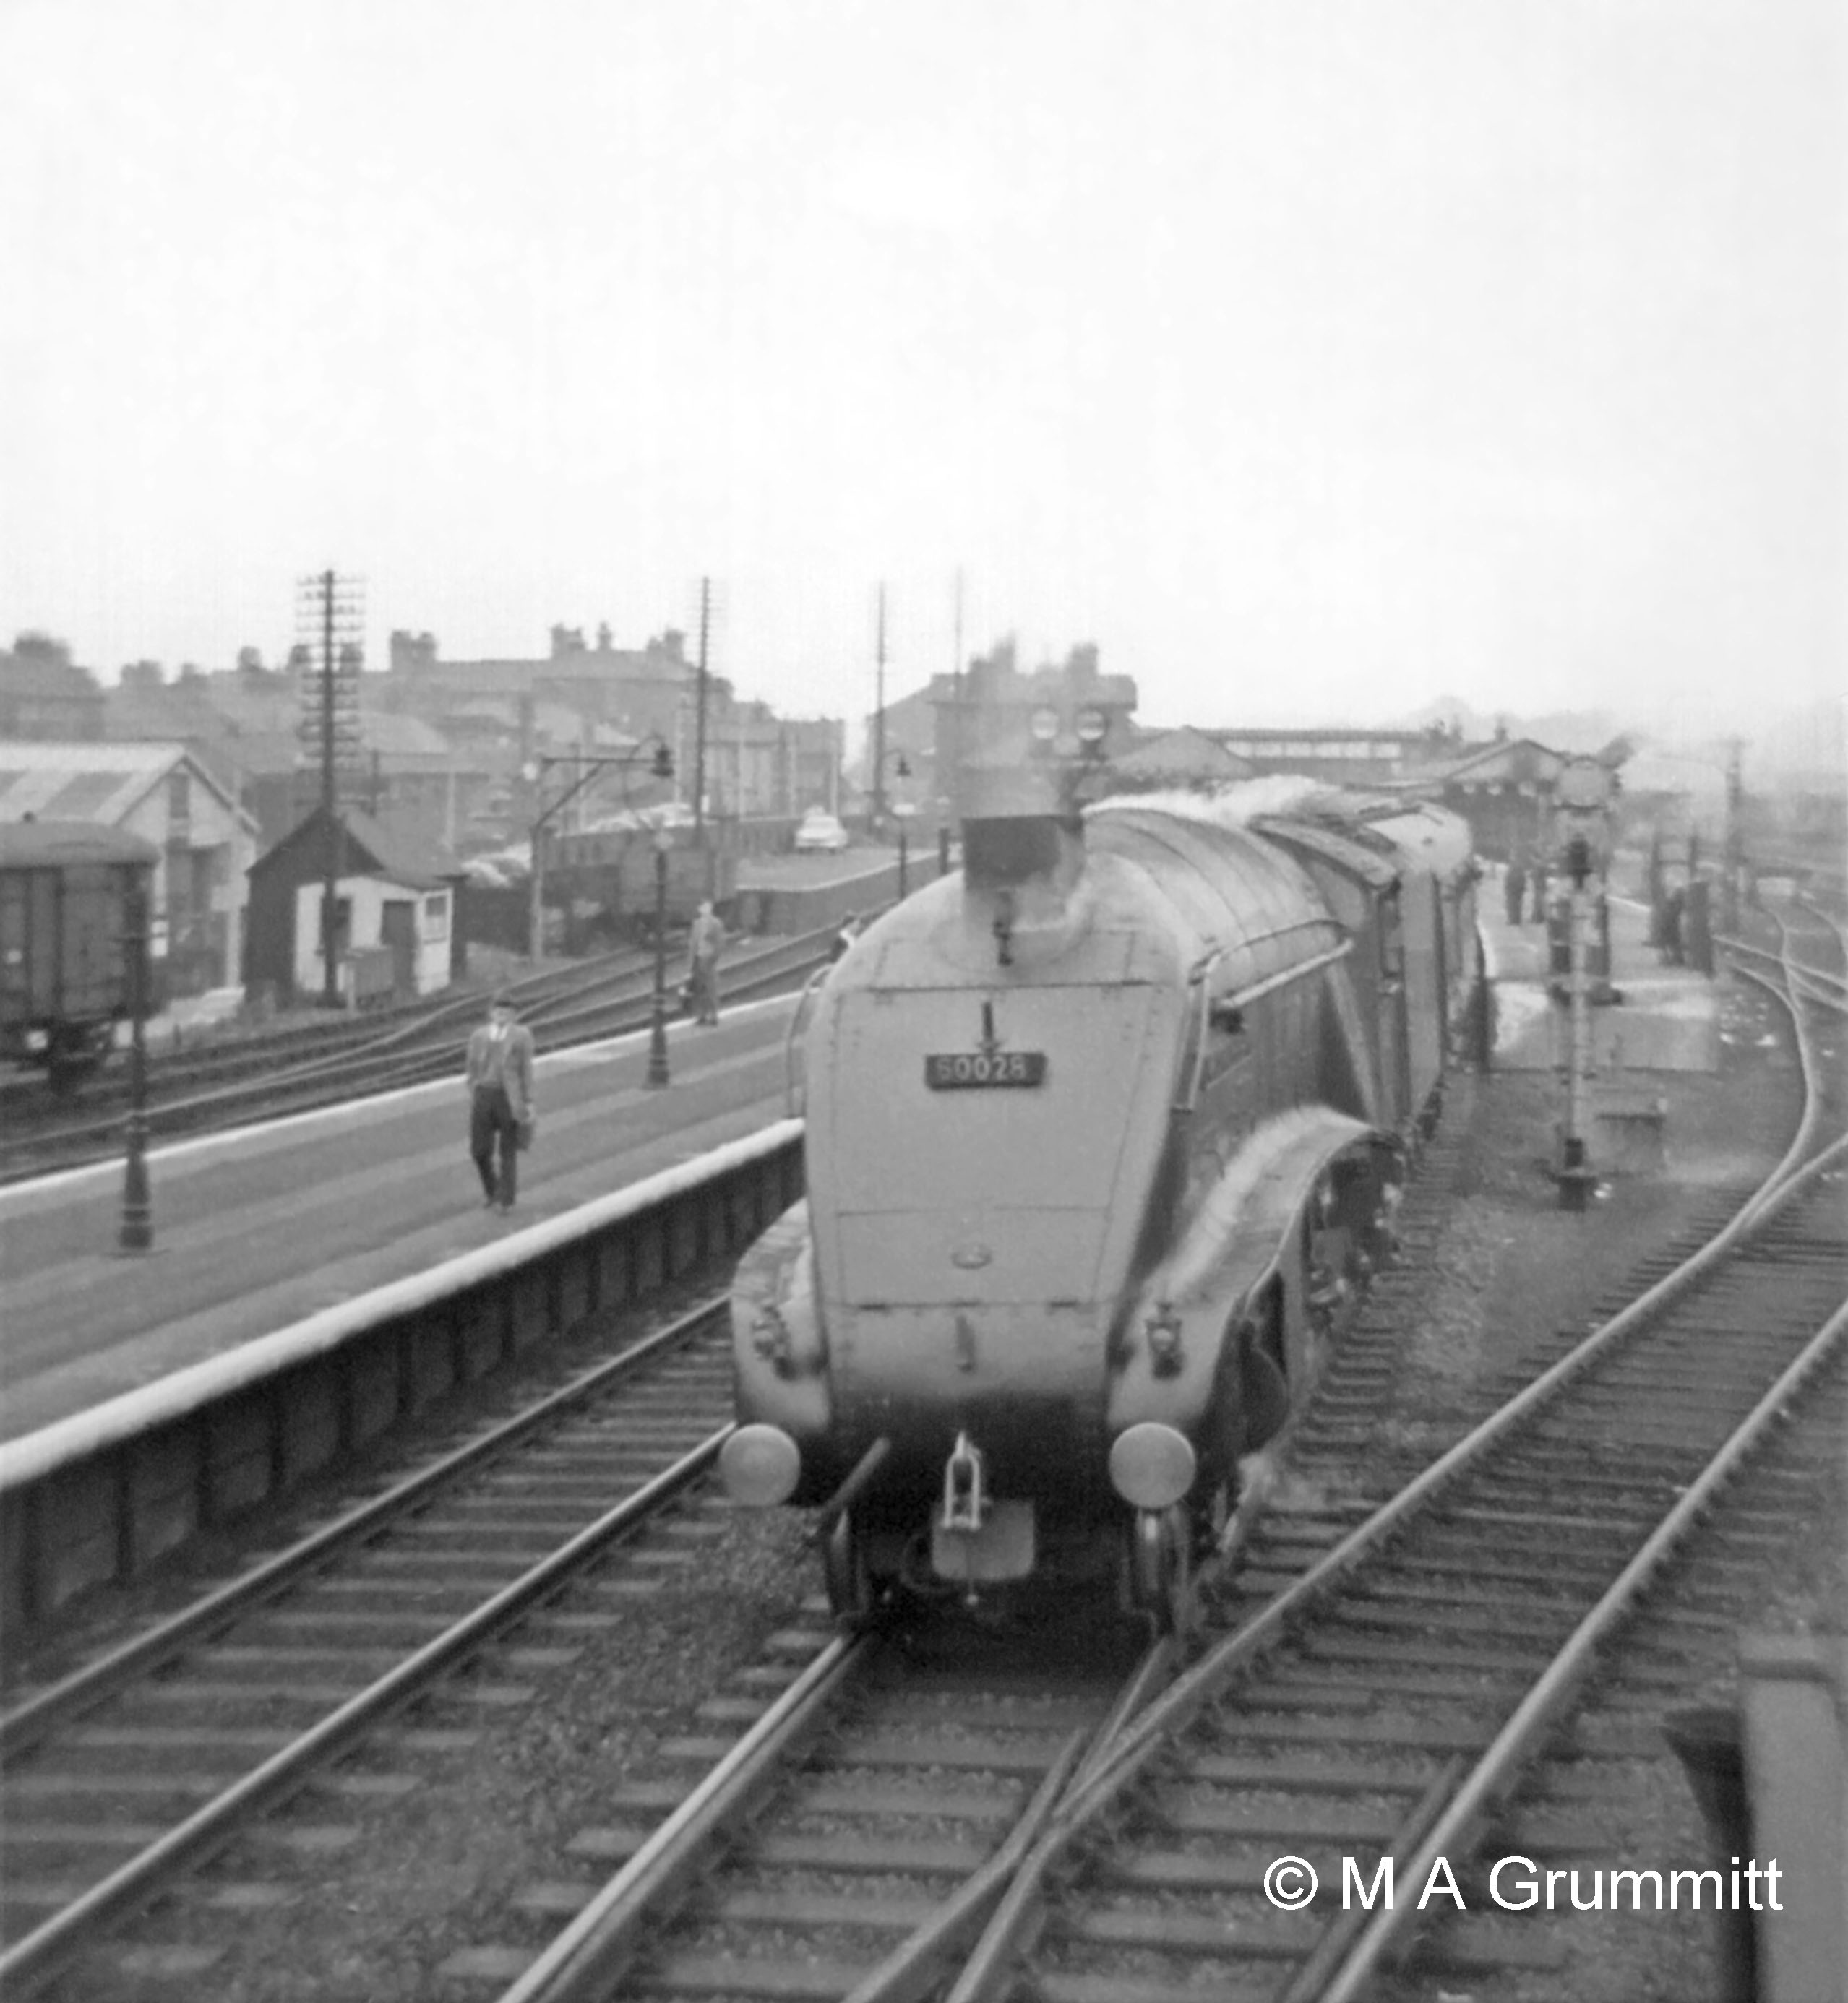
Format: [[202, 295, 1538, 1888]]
[[0, 1119, 804, 1628], [1, 929, 834, 1179], [938, 923, 1847, 1998]]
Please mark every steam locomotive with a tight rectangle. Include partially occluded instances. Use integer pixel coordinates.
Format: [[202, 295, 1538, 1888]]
[[720, 752, 1479, 1629]]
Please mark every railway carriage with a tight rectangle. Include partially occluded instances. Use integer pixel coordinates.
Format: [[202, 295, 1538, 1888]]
[[0, 821, 158, 1084], [722, 768, 1479, 1628]]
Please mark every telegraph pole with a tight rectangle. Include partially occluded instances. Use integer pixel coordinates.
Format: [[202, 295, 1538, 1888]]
[[872, 582, 888, 827], [296, 570, 363, 1007], [1722, 738, 1745, 933], [950, 567, 964, 821], [319, 573, 338, 1004], [692, 576, 710, 841]]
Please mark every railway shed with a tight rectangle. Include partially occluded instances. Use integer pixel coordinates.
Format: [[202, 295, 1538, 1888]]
[[0, 740, 253, 996], [244, 804, 465, 1006]]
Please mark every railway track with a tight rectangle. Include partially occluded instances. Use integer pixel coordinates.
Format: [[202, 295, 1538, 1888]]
[[901, 940, 1844, 2003], [383, 1081, 1490, 2000], [0, 1069, 1485, 2001], [438, 944, 1841, 2002], [0, 943, 626, 1119], [0, 1301, 740, 1998], [0, 931, 833, 1184], [4, 944, 1834, 1999]]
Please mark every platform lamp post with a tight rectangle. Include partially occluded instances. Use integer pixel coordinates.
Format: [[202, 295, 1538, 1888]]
[[872, 749, 911, 896], [646, 826, 674, 1088], [119, 879, 153, 1254]]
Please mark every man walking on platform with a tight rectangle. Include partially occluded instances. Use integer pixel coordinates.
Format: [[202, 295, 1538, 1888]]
[[465, 991, 536, 1212], [1504, 859, 1527, 926], [687, 899, 726, 1025]]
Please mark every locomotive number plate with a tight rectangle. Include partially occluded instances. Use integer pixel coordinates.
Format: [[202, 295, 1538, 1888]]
[[924, 1051, 1047, 1089]]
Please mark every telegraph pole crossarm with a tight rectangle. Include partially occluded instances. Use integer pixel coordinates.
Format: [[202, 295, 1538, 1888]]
[[296, 569, 364, 1009]]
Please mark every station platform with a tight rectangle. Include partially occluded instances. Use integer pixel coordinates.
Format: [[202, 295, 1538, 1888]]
[[1478, 871, 1720, 1074], [0, 996, 801, 1444]]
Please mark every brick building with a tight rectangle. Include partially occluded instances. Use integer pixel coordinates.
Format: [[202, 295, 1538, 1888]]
[[382, 623, 843, 827], [1, 637, 105, 741]]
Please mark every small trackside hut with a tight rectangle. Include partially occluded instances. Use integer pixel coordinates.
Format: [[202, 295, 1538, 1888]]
[[244, 805, 463, 1008]]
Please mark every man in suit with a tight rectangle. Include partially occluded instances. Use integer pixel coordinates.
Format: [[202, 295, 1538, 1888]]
[[687, 900, 726, 1025], [465, 991, 536, 1211]]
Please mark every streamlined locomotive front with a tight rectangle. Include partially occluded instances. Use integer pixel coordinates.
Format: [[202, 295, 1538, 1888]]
[[726, 828, 1186, 1609], [722, 796, 1396, 1624]]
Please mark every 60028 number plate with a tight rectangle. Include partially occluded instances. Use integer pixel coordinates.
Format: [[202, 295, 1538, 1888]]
[[924, 1051, 1047, 1090]]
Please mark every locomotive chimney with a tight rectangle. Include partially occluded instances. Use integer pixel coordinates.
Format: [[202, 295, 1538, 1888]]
[[958, 761, 1086, 966]]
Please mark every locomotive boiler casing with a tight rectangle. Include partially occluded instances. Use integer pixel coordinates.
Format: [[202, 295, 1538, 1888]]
[[726, 796, 1423, 1600]]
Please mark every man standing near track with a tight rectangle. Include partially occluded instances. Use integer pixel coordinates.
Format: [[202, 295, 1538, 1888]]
[[465, 990, 536, 1212], [687, 898, 726, 1025]]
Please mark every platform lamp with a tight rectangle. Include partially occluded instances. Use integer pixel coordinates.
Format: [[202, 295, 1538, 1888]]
[[872, 749, 912, 895], [893, 754, 912, 896], [119, 877, 153, 1254], [646, 824, 674, 1088]]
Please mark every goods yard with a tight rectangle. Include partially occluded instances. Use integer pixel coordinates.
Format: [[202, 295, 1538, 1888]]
[[0, 845, 1841, 2003]]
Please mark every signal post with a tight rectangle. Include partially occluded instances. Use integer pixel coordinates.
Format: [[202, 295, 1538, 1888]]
[[1552, 757, 1616, 1211]]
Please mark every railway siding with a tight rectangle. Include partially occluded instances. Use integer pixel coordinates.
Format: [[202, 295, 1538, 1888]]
[[0, 1121, 803, 1631]]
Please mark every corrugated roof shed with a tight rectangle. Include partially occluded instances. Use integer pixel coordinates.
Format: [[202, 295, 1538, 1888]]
[[0, 740, 238, 825]]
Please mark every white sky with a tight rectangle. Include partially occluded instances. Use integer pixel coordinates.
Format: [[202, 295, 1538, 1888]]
[[3, 0, 1840, 741]]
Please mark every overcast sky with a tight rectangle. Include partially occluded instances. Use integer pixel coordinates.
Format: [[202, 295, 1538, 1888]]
[[4, 0, 1839, 744]]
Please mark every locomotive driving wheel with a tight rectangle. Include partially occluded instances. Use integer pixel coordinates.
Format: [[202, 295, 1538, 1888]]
[[822, 1509, 876, 1624], [1127, 1504, 1196, 1637]]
